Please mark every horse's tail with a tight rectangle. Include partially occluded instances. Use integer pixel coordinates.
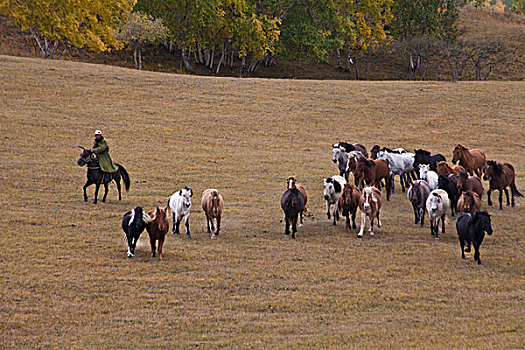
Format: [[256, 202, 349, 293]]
[[511, 179, 523, 198], [117, 164, 130, 192]]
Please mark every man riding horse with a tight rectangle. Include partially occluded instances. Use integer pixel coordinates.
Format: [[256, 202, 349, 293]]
[[93, 130, 118, 183]]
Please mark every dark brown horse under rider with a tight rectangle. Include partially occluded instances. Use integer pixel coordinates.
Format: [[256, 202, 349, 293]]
[[77, 130, 130, 204]]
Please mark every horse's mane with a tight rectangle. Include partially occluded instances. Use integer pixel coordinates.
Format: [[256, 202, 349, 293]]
[[364, 159, 375, 167], [472, 210, 490, 220], [338, 141, 355, 152], [463, 191, 476, 202], [325, 177, 333, 183], [415, 149, 431, 156], [455, 143, 468, 150], [487, 160, 503, 175]]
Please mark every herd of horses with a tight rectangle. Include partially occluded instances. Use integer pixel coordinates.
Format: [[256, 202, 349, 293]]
[[78, 142, 522, 265], [281, 142, 522, 265]]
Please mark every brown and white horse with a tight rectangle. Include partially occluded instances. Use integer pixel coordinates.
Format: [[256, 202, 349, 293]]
[[201, 189, 224, 239], [452, 144, 486, 177], [483, 161, 523, 210], [358, 186, 382, 237]]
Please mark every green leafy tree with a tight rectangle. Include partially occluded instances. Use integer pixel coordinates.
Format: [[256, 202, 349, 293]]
[[513, 0, 525, 14], [0, 0, 136, 59], [116, 12, 168, 70]]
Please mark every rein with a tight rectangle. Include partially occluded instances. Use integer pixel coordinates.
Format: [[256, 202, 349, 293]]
[[80, 153, 101, 170]]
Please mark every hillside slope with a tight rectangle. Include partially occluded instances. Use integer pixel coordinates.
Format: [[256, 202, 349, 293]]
[[1, 6, 524, 80], [0, 56, 524, 348]]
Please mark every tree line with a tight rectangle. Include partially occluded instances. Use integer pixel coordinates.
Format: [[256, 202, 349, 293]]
[[1, 0, 522, 79]]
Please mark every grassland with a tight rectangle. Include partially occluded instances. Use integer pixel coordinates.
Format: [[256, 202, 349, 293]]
[[0, 55, 524, 349]]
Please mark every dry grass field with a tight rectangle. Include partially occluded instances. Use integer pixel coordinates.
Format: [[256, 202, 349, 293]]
[[0, 55, 524, 349]]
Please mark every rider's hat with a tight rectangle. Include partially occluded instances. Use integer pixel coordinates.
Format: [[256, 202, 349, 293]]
[[94, 130, 102, 135]]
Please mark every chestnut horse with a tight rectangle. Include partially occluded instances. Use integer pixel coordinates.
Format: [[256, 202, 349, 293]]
[[338, 183, 361, 230], [354, 158, 392, 201], [457, 191, 482, 213], [483, 160, 523, 210], [457, 171, 484, 199], [286, 176, 308, 226], [146, 207, 169, 260], [436, 161, 465, 176], [452, 144, 486, 177]]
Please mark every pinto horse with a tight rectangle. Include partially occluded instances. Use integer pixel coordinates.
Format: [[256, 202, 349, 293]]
[[483, 161, 523, 210], [77, 147, 130, 204], [452, 144, 486, 177], [286, 176, 308, 226], [436, 161, 465, 176], [354, 158, 392, 201]]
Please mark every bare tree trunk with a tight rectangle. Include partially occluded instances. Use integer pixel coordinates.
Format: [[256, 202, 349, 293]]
[[354, 59, 359, 80], [345, 51, 353, 72], [181, 48, 194, 73], [230, 48, 234, 68], [336, 49, 342, 69], [240, 55, 246, 73], [216, 45, 226, 74], [248, 57, 260, 73], [58, 43, 68, 60], [197, 42, 204, 65], [29, 28, 49, 58], [209, 48, 215, 69], [365, 59, 371, 80], [133, 47, 138, 69], [138, 46, 143, 70], [50, 41, 58, 59]]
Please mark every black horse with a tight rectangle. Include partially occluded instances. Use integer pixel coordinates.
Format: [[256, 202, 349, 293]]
[[281, 187, 305, 239], [413, 149, 446, 172], [456, 211, 493, 265], [122, 207, 150, 257], [77, 146, 130, 204], [438, 173, 459, 217]]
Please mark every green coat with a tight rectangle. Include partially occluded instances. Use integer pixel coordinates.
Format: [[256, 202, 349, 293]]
[[93, 137, 118, 173]]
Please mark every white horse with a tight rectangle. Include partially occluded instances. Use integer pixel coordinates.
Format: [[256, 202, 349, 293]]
[[167, 186, 193, 238], [323, 175, 347, 225], [419, 164, 438, 191], [426, 189, 450, 240], [376, 148, 416, 193]]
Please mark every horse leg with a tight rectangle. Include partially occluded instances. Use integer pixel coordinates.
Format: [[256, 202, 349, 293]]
[[473, 241, 481, 265], [175, 217, 181, 235], [499, 189, 503, 210], [185, 215, 191, 239], [126, 234, 133, 257], [116, 176, 122, 201], [441, 214, 446, 234], [344, 171, 349, 182], [172, 213, 177, 234], [284, 216, 290, 236], [291, 215, 298, 239], [377, 211, 381, 228], [487, 189, 492, 206], [412, 203, 419, 225], [150, 237, 156, 257], [206, 214, 211, 234], [357, 212, 366, 238], [419, 207, 425, 227], [83, 180, 92, 202], [326, 202, 331, 220], [93, 183, 100, 204], [351, 210, 357, 229], [369, 215, 374, 236], [504, 188, 510, 206], [332, 201, 339, 226], [101, 182, 109, 203], [430, 220, 434, 237], [216, 215, 221, 236], [459, 238, 465, 259], [158, 237, 165, 261]]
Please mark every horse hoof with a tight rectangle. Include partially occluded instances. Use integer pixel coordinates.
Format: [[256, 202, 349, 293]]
[[369, 232, 374, 236], [284, 231, 290, 235], [332, 222, 336, 226], [92, 202, 97, 205], [357, 234, 363, 238], [435, 237, 439, 241], [186, 234, 191, 239], [211, 235, 216, 239]]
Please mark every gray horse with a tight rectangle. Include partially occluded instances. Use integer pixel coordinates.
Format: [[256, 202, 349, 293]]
[[332, 146, 351, 181]]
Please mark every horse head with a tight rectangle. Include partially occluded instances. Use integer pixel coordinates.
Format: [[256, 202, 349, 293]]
[[472, 210, 493, 235], [180, 187, 193, 208], [452, 144, 466, 164], [287, 176, 297, 189], [77, 146, 94, 167], [211, 191, 221, 216]]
